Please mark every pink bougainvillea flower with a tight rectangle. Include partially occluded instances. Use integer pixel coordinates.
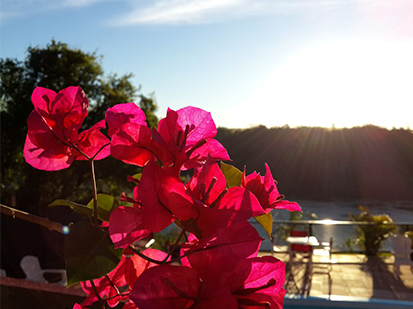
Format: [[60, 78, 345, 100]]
[[181, 222, 263, 282], [116, 248, 168, 288], [31, 86, 88, 133], [220, 256, 285, 298], [109, 106, 229, 169], [80, 274, 125, 308], [130, 242, 285, 309], [130, 265, 202, 309], [187, 240, 285, 309], [137, 160, 198, 232], [208, 255, 285, 309], [109, 206, 151, 249], [24, 110, 75, 171], [81, 249, 167, 308], [238, 288, 286, 309], [110, 123, 156, 166], [194, 282, 238, 309], [184, 138, 231, 170], [132, 265, 239, 309], [194, 186, 265, 235], [155, 107, 230, 169], [243, 163, 301, 212], [105, 102, 147, 137], [106, 102, 170, 166], [175, 106, 217, 145], [185, 159, 265, 235], [24, 86, 109, 170], [213, 187, 265, 223], [109, 163, 195, 249], [74, 119, 110, 161], [122, 301, 139, 309], [186, 157, 227, 206]]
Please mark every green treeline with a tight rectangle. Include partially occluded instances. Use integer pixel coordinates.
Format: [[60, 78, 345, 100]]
[[217, 125, 413, 201]]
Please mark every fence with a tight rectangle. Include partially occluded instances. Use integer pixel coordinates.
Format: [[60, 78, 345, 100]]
[[255, 220, 413, 253]]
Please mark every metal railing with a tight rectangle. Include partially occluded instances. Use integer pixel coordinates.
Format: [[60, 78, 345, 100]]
[[268, 220, 413, 253]]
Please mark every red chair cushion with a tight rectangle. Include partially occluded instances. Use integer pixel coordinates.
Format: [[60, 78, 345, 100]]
[[290, 230, 312, 252]]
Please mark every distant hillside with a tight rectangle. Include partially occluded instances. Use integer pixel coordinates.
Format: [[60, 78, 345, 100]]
[[216, 125, 413, 201]]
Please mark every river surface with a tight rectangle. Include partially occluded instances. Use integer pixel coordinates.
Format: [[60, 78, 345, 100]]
[[253, 199, 413, 252]]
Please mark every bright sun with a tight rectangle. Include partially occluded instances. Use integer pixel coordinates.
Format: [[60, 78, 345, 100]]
[[249, 40, 413, 129]]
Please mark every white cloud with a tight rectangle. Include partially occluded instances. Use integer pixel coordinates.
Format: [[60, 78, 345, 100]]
[[0, 0, 351, 25], [110, 0, 338, 26], [1, 0, 410, 26], [112, 0, 245, 26], [109, 0, 404, 26]]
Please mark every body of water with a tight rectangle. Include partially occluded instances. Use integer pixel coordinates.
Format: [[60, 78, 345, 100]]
[[254, 200, 413, 252]]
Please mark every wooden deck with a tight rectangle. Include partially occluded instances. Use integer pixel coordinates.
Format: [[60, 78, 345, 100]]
[[260, 251, 413, 302]]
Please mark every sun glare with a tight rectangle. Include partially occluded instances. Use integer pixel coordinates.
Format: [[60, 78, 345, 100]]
[[247, 40, 413, 129]]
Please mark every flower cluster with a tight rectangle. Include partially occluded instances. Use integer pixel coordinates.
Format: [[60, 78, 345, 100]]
[[24, 86, 301, 309]]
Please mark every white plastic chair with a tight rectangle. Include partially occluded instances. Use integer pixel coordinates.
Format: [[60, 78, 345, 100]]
[[313, 237, 336, 264], [390, 234, 413, 277], [20, 255, 67, 285], [312, 237, 336, 297]]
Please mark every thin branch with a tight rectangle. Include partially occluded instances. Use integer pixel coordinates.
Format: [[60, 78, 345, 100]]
[[89, 160, 99, 226], [162, 225, 187, 263], [0, 203, 65, 234], [61, 129, 91, 160], [105, 275, 120, 295], [91, 280, 106, 309], [129, 246, 165, 265], [91, 143, 110, 160], [105, 291, 131, 301]]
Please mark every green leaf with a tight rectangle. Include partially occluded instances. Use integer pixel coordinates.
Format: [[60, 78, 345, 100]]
[[64, 222, 122, 286], [87, 194, 118, 222], [254, 212, 273, 239], [132, 173, 142, 182], [49, 199, 92, 219], [220, 162, 242, 188]]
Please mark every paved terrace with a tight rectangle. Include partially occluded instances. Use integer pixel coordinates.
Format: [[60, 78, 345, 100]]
[[258, 251, 413, 301]]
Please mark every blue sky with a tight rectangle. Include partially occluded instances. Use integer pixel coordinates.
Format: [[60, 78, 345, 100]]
[[1, 0, 413, 129]]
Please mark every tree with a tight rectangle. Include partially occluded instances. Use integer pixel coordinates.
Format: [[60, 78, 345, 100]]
[[0, 40, 158, 276], [1, 39, 158, 205]]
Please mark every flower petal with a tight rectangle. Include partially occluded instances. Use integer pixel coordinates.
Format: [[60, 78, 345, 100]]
[[130, 265, 201, 309], [105, 103, 147, 137], [186, 159, 227, 206], [109, 206, 151, 249], [110, 123, 155, 166], [181, 222, 262, 283], [176, 106, 217, 146], [24, 111, 73, 171], [75, 120, 110, 160], [184, 139, 230, 170], [137, 161, 175, 232], [32, 86, 88, 133]]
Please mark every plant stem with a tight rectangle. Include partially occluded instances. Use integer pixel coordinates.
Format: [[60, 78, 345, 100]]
[[163, 227, 186, 263], [89, 159, 99, 226], [129, 246, 165, 265], [0, 203, 65, 234], [91, 143, 110, 160], [90, 280, 106, 309], [105, 275, 120, 295]]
